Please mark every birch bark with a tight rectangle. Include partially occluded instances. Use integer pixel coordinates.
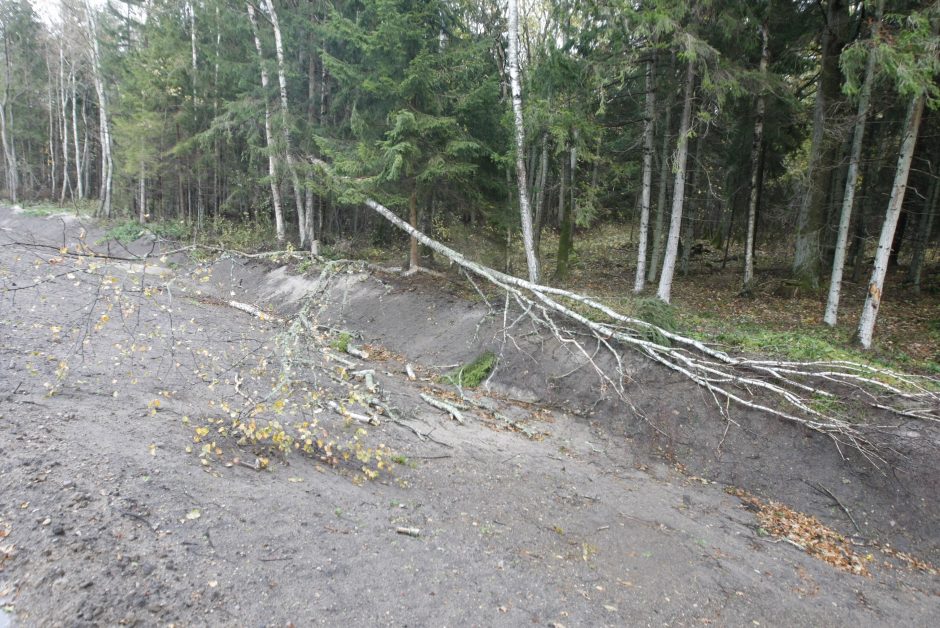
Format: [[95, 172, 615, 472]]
[[262, 0, 307, 247], [743, 21, 769, 294], [824, 0, 883, 325], [656, 55, 695, 303], [507, 0, 540, 283], [634, 54, 656, 293], [856, 94, 925, 348], [246, 1, 285, 242]]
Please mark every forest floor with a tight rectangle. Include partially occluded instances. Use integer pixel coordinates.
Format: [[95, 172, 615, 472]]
[[1, 206, 938, 626]]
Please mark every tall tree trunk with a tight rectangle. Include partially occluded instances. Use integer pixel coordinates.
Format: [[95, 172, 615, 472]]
[[908, 166, 937, 294], [533, 133, 549, 253], [409, 186, 419, 270], [71, 71, 83, 199], [793, 0, 849, 285], [556, 135, 577, 279], [507, 0, 540, 283], [84, 0, 112, 218], [648, 85, 673, 283], [656, 55, 695, 304], [188, 1, 204, 231], [824, 2, 883, 324], [46, 55, 56, 200], [246, 2, 285, 243], [58, 47, 71, 204], [138, 159, 146, 223], [634, 53, 656, 293], [1, 34, 18, 204], [680, 134, 702, 276], [262, 0, 306, 246], [743, 21, 770, 295], [856, 94, 926, 349]]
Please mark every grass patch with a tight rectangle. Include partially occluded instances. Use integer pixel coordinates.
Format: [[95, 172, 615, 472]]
[[444, 351, 496, 388], [102, 220, 148, 244], [19, 200, 95, 218], [703, 325, 860, 362]]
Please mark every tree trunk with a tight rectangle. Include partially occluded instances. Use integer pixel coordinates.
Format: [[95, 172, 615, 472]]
[[71, 71, 83, 199], [743, 21, 770, 295], [793, 0, 849, 285], [138, 159, 146, 223], [656, 55, 695, 304], [823, 2, 881, 325], [507, 0, 540, 283], [409, 186, 419, 270], [262, 0, 306, 246], [908, 166, 937, 294], [680, 134, 702, 277], [634, 53, 656, 293], [84, 0, 112, 218], [59, 47, 71, 204], [556, 137, 577, 279], [856, 94, 925, 349], [648, 86, 673, 284], [1, 35, 18, 204], [246, 1, 285, 243], [533, 133, 549, 253]]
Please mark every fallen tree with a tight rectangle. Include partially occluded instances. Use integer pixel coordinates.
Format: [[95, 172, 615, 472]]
[[311, 159, 940, 466]]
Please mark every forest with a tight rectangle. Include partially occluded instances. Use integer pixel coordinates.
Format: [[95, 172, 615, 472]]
[[1, 0, 939, 355], [3, 3, 940, 622]]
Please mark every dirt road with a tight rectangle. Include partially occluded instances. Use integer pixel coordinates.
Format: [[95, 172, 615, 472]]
[[1, 206, 937, 626]]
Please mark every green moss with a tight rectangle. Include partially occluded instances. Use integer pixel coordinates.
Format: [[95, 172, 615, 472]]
[[445, 351, 496, 388]]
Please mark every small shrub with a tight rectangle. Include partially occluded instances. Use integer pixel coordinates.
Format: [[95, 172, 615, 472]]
[[103, 220, 147, 244], [634, 297, 677, 346], [148, 220, 191, 241], [445, 351, 496, 388], [332, 332, 351, 353]]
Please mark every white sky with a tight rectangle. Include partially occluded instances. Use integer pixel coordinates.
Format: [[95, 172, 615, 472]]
[[29, 0, 105, 25]]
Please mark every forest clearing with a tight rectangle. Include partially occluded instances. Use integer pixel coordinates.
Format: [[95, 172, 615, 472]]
[[2, 0, 940, 625]]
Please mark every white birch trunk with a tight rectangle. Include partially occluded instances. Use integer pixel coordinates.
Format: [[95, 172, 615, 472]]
[[59, 46, 71, 204], [45, 55, 56, 200], [656, 56, 695, 304], [246, 2, 285, 243], [84, 0, 112, 218], [507, 0, 540, 283], [823, 0, 882, 326], [262, 0, 306, 246], [856, 94, 925, 349], [634, 54, 656, 293], [743, 22, 770, 294]]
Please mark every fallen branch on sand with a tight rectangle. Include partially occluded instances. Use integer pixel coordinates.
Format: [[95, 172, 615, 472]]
[[420, 393, 465, 425], [310, 159, 940, 465]]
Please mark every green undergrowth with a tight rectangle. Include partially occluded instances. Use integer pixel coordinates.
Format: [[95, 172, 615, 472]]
[[445, 351, 496, 388], [19, 200, 95, 218], [683, 315, 939, 386]]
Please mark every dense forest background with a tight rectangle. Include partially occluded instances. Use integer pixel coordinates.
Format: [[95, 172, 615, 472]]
[[1, 0, 938, 352]]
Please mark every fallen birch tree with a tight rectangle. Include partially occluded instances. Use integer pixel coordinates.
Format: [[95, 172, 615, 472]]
[[310, 159, 940, 465]]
